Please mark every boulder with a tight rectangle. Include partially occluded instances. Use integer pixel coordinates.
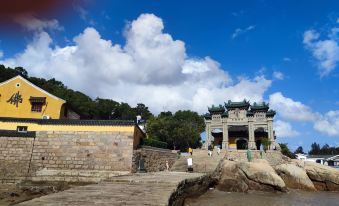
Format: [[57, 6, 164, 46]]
[[275, 163, 316, 191], [238, 160, 286, 191], [217, 159, 287, 192], [304, 161, 339, 191], [217, 160, 248, 192]]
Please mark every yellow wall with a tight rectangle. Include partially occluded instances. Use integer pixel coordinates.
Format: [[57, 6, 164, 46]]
[[0, 76, 65, 119], [0, 121, 135, 132]]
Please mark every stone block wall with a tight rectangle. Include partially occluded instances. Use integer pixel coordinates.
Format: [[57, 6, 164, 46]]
[[132, 146, 178, 172], [0, 137, 34, 183], [0, 130, 136, 183], [29, 131, 134, 175], [225, 150, 287, 166]]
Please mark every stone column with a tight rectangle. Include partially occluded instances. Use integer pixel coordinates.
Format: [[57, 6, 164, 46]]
[[222, 123, 229, 150], [205, 123, 211, 149], [267, 119, 275, 150], [248, 121, 255, 150]]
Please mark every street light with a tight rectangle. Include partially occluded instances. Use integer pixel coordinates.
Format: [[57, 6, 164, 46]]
[[136, 115, 142, 124], [110, 109, 115, 120]]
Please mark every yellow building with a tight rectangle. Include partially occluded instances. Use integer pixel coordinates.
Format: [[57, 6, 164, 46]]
[[0, 75, 69, 119]]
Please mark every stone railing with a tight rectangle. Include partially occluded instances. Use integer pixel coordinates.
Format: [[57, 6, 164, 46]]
[[225, 150, 288, 166]]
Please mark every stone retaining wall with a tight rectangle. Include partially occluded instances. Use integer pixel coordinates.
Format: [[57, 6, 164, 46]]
[[0, 130, 135, 183], [0, 137, 34, 183], [132, 146, 178, 172], [29, 131, 134, 174]]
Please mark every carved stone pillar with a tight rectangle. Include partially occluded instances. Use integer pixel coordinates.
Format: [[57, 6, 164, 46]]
[[222, 123, 228, 150], [205, 123, 211, 149], [248, 121, 255, 149], [267, 119, 275, 150]]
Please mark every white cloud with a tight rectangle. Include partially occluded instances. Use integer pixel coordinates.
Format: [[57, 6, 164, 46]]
[[269, 92, 339, 137], [283, 57, 291, 62], [314, 110, 339, 136], [0, 13, 270, 114], [231, 25, 256, 39], [303, 28, 339, 77], [303, 30, 319, 45], [274, 120, 299, 138], [74, 5, 88, 21], [269, 92, 317, 122], [14, 14, 63, 32], [0, 51, 3, 59], [273, 71, 284, 80]]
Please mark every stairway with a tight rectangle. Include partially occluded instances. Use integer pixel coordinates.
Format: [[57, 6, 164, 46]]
[[171, 149, 225, 173]]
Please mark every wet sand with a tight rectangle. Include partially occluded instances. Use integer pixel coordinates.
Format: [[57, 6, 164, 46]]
[[185, 189, 339, 206]]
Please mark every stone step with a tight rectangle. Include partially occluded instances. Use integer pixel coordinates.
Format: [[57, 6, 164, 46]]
[[171, 149, 226, 173]]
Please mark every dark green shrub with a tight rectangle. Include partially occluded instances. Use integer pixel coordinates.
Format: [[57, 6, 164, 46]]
[[141, 138, 168, 149]]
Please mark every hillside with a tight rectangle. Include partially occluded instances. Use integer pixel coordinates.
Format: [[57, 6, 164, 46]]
[[0, 65, 153, 120]]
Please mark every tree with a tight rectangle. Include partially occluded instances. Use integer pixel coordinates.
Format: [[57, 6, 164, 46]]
[[294, 146, 304, 154], [146, 110, 204, 151], [93, 98, 120, 119], [14, 67, 28, 78], [279, 143, 295, 159], [135, 103, 153, 120], [261, 138, 272, 151], [309, 142, 321, 155]]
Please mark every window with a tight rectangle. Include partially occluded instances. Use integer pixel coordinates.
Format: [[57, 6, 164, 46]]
[[31, 102, 43, 112], [29, 96, 46, 112], [17, 126, 28, 133]]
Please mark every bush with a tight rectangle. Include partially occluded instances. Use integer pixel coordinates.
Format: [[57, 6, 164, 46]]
[[141, 138, 168, 149]]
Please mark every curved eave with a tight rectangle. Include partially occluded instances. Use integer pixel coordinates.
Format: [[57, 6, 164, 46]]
[[266, 110, 276, 117]]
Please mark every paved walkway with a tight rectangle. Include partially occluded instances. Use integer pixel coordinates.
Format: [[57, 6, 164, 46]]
[[17, 172, 205, 206]]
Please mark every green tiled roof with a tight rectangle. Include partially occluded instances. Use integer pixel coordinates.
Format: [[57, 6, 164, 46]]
[[221, 111, 228, 117], [251, 102, 269, 112], [225, 100, 250, 110], [203, 113, 212, 120], [246, 111, 254, 117], [266, 110, 276, 117], [208, 104, 225, 114], [0, 117, 135, 126]]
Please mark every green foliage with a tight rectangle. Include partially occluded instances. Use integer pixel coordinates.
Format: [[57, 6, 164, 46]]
[[146, 110, 204, 151], [279, 143, 295, 158], [294, 146, 304, 154], [141, 138, 168, 149], [0, 65, 28, 82], [309, 142, 321, 155], [0, 64, 153, 120], [261, 138, 271, 151], [309, 142, 339, 155]]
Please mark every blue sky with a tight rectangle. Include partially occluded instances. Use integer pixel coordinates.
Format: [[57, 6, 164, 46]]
[[0, 0, 338, 151]]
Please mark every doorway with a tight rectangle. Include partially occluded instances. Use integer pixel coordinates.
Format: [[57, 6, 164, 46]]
[[236, 138, 248, 150]]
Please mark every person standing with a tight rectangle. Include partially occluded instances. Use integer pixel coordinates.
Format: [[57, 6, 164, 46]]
[[208, 144, 213, 156], [188, 147, 193, 155], [166, 160, 169, 171]]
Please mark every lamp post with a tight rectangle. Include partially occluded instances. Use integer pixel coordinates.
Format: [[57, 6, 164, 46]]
[[110, 109, 115, 120], [136, 115, 142, 124]]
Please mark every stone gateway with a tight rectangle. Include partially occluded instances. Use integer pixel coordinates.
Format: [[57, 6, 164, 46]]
[[204, 100, 277, 150]]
